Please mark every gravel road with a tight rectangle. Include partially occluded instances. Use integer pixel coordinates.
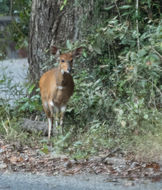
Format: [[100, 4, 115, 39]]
[[0, 58, 28, 105], [0, 172, 162, 190]]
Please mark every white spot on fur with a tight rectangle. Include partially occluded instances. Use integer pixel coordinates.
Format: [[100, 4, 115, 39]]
[[57, 86, 64, 90], [43, 101, 48, 109], [49, 101, 54, 107], [61, 69, 64, 74]]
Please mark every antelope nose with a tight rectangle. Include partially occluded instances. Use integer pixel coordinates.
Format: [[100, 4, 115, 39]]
[[67, 68, 71, 73]]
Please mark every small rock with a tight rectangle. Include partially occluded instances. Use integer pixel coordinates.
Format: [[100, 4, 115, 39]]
[[0, 148, 5, 153], [124, 181, 135, 187], [0, 163, 7, 169], [64, 161, 73, 169]]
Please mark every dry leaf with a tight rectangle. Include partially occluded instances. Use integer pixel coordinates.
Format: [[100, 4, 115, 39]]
[[10, 156, 18, 164]]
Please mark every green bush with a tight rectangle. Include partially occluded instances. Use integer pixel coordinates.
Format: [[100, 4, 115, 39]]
[[62, 6, 162, 157]]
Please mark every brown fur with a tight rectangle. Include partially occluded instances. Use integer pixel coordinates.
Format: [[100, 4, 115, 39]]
[[39, 67, 74, 116]]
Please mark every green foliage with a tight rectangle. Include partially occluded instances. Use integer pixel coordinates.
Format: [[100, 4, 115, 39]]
[[6, 0, 31, 48], [60, 0, 68, 11], [16, 84, 41, 116], [60, 0, 162, 158], [0, 0, 10, 15]]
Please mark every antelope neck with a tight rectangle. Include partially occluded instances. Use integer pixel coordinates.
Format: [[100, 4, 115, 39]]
[[56, 68, 69, 89]]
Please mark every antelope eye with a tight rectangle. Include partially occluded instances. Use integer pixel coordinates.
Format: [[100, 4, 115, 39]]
[[61, 60, 65, 63]]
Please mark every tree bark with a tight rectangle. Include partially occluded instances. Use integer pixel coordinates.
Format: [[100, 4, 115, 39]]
[[28, 0, 82, 84]]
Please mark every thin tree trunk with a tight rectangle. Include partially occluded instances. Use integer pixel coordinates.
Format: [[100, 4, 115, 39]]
[[136, 0, 140, 50], [9, 0, 13, 16]]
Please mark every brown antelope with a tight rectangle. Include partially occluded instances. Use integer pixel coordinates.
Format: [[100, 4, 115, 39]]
[[39, 46, 82, 139]]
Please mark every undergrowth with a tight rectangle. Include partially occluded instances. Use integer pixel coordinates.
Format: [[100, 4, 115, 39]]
[[0, 0, 162, 161]]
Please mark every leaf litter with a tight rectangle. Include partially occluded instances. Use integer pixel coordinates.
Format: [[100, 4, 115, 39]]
[[0, 139, 161, 182]]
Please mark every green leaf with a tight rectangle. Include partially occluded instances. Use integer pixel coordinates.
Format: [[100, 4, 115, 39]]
[[119, 5, 132, 9], [74, 141, 82, 146], [138, 49, 147, 57], [28, 84, 35, 94], [104, 5, 115, 11], [60, 5, 64, 11], [144, 114, 149, 119], [60, 0, 68, 11], [83, 51, 87, 57], [93, 46, 102, 54], [40, 145, 49, 154]]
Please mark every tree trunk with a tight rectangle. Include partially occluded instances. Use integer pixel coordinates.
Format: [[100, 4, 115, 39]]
[[28, 0, 82, 84]]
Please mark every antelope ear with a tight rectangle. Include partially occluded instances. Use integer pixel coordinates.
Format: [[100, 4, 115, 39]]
[[72, 47, 83, 57], [51, 46, 59, 55]]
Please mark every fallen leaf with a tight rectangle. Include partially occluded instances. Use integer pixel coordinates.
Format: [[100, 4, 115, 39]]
[[146, 162, 160, 171], [10, 156, 18, 164], [17, 156, 24, 162]]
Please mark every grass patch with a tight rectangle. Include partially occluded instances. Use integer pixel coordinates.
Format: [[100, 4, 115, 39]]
[[130, 130, 162, 162]]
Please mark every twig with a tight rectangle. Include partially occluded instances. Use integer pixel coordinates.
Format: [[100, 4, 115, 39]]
[[151, 47, 162, 60], [1, 120, 9, 135], [113, 0, 121, 23], [101, 148, 121, 162], [11, 18, 26, 38]]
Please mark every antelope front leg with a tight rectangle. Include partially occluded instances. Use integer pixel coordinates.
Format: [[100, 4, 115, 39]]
[[60, 106, 66, 134], [47, 117, 53, 139], [55, 111, 59, 128]]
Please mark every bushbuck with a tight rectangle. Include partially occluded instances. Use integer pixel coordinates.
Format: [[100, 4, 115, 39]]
[[39, 46, 82, 139]]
